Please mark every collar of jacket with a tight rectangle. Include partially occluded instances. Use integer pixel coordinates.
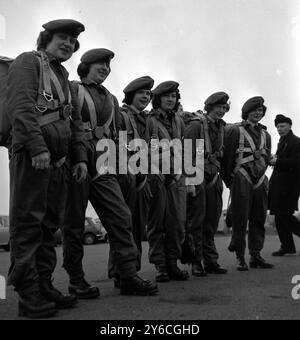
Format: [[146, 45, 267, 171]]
[[206, 114, 226, 127], [81, 77, 107, 92], [242, 120, 267, 130], [279, 130, 294, 143]]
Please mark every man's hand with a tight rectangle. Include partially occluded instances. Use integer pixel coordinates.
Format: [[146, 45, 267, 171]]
[[72, 162, 88, 183], [32, 152, 51, 170], [269, 155, 277, 166]]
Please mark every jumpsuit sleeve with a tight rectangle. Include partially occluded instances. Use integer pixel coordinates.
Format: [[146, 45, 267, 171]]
[[220, 124, 239, 188], [69, 81, 88, 165], [7, 52, 49, 157]]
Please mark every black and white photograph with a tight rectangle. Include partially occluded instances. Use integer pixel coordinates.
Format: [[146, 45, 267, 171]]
[[0, 0, 300, 323]]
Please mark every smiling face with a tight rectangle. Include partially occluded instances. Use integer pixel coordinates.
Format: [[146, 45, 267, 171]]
[[45, 32, 76, 62], [86, 61, 110, 84], [132, 89, 151, 111], [208, 103, 228, 121], [160, 92, 177, 111], [247, 106, 264, 124]]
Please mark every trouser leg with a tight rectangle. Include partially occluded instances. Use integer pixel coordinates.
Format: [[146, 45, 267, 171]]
[[8, 151, 50, 295], [165, 177, 186, 264], [89, 175, 138, 279], [275, 215, 296, 252], [187, 184, 205, 264], [147, 175, 167, 266], [248, 177, 268, 256], [37, 164, 69, 283], [230, 173, 253, 256], [62, 174, 89, 282], [203, 176, 223, 266]]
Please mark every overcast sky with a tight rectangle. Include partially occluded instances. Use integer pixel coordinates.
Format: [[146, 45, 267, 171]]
[[0, 0, 300, 215]]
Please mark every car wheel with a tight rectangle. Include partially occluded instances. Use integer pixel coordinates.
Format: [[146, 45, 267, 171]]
[[83, 233, 96, 245]]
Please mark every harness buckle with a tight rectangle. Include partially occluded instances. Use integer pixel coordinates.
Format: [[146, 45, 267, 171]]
[[43, 90, 53, 102], [254, 150, 262, 160], [61, 104, 71, 119]]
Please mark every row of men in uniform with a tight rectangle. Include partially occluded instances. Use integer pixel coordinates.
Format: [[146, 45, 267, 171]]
[[6, 19, 300, 319]]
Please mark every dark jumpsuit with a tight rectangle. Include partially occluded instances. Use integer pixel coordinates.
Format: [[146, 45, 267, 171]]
[[63, 78, 138, 281], [221, 121, 271, 256], [7, 51, 86, 296], [185, 113, 225, 266], [145, 109, 186, 267]]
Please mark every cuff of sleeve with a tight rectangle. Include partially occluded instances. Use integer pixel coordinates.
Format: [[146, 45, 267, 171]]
[[26, 138, 49, 158]]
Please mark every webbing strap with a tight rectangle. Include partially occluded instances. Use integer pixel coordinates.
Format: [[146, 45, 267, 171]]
[[127, 110, 140, 140], [77, 85, 115, 139], [206, 173, 219, 190], [38, 111, 60, 127], [237, 167, 265, 190], [77, 84, 97, 129], [152, 116, 172, 141], [49, 68, 66, 104], [199, 113, 212, 154]]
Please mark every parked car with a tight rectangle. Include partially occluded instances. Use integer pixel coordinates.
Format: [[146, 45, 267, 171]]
[[55, 217, 108, 246], [0, 215, 10, 251]]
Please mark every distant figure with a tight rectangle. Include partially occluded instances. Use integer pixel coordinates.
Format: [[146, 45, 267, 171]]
[[269, 114, 300, 256]]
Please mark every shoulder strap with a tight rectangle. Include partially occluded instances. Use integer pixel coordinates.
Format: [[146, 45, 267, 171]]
[[198, 113, 212, 154], [151, 116, 172, 141], [77, 84, 97, 129]]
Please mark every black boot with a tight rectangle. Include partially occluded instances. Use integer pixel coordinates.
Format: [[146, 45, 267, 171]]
[[236, 256, 249, 271], [40, 280, 78, 309], [249, 254, 274, 269], [191, 262, 207, 277], [272, 248, 296, 257], [18, 291, 57, 319], [120, 275, 159, 296], [204, 263, 227, 274], [167, 264, 189, 281], [155, 265, 170, 283], [69, 278, 100, 299]]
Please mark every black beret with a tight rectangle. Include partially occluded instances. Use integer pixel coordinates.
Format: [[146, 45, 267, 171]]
[[80, 48, 115, 64], [205, 92, 229, 106], [42, 19, 85, 38], [274, 114, 292, 126], [242, 96, 265, 115], [152, 81, 179, 96], [123, 76, 154, 94]]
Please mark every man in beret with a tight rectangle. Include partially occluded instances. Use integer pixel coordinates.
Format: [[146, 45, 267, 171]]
[[145, 80, 189, 282], [63, 50, 158, 297], [221, 96, 274, 271], [184, 92, 229, 276], [108, 76, 154, 285], [6, 19, 86, 318], [269, 115, 300, 256]]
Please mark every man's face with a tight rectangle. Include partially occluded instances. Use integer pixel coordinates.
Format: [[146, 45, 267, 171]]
[[209, 104, 228, 121], [160, 92, 177, 111], [46, 32, 76, 62], [277, 123, 291, 137], [247, 107, 264, 124], [87, 61, 110, 85], [132, 89, 151, 111]]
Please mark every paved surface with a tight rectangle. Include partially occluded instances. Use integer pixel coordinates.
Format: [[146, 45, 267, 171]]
[[0, 234, 300, 320]]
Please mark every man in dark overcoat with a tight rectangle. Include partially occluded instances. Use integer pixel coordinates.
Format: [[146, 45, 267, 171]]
[[269, 114, 300, 255]]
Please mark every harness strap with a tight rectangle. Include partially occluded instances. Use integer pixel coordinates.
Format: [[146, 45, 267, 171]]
[[206, 173, 219, 190], [38, 111, 60, 127], [237, 167, 266, 189]]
